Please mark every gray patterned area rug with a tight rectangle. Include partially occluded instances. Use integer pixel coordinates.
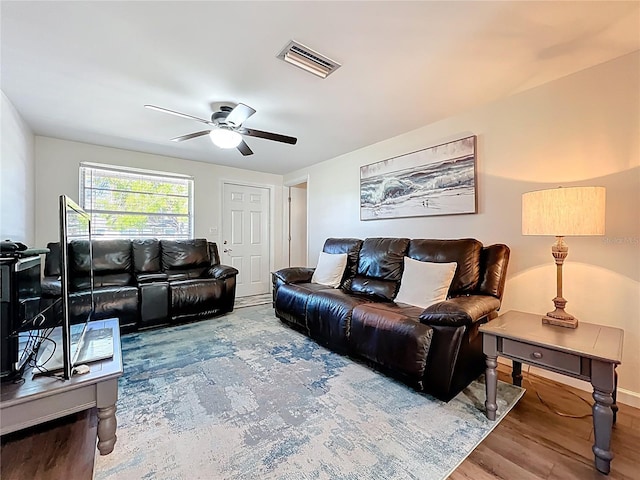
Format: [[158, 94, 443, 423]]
[[95, 305, 524, 480]]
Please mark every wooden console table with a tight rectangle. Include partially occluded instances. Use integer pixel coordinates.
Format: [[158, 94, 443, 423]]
[[0, 319, 123, 455], [480, 310, 623, 475]]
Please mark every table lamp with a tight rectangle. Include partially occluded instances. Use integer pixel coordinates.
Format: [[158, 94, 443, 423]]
[[522, 186, 606, 328]]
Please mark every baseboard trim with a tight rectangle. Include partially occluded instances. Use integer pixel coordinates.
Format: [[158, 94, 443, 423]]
[[496, 358, 640, 409]]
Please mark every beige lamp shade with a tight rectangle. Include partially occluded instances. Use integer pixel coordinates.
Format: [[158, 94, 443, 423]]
[[522, 186, 606, 236]]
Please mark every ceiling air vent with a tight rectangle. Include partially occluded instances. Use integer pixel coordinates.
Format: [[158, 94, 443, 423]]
[[277, 40, 341, 79]]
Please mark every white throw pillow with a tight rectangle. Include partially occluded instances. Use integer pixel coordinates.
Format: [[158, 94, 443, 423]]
[[395, 257, 457, 308], [311, 252, 348, 288]]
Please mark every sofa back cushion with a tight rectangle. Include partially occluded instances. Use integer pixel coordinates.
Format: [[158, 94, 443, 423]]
[[407, 239, 482, 296], [322, 238, 363, 289], [132, 239, 161, 272], [69, 239, 133, 290], [45, 242, 61, 277], [350, 237, 409, 301], [479, 244, 510, 299], [208, 242, 221, 265], [161, 239, 210, 271]]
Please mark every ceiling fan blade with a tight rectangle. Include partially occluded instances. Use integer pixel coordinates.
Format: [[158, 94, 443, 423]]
[[170, 130, 211, 142], [237, 139, 254, 156], [144, 105, 212, 125], [241, 128, 297, 145], [225, 103, 256, 127]]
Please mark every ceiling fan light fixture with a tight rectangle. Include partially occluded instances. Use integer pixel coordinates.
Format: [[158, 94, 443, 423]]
[[209, 128, 242, 149]]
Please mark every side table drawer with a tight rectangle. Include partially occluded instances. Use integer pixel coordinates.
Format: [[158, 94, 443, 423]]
[[502, 339, 582, 375]]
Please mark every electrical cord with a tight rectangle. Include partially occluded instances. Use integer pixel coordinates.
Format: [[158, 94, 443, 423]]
[[524, 364, 592, 419], [9, 299, 67, 380], [31, 335, 58, 376]]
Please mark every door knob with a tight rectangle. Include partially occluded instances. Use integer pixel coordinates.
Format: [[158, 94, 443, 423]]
[[223, 248, 232, 253]]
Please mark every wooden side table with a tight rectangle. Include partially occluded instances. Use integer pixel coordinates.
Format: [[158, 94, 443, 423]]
[[1, 319, 123, 455], [479, 310, 623, 475]]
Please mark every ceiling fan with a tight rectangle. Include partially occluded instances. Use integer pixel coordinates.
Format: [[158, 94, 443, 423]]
[[144, 103, 297, 156]]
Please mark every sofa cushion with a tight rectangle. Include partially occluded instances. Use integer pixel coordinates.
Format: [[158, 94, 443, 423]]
[[68, 240, 133, 291], [133, 238, 161, 272], [350, 237, 409, 301], [351, 303, 433, 379], [306, 289, 374, 351], [394, 258, 457, 308], [349, 277, 398, 301], [71, 239, 132, 274], [356, 237, 409, 280], [69, 286, 138, 325], [170, 278, 224, 314], [72, 273, 133, 291], [311, 252, 348, 288], [166, 268, 209, 281], [407, 239, 482, 295], [161, 239, 210, 270]]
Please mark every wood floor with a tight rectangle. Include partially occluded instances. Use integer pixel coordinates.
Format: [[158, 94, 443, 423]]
[[1, 364, 638, 480]]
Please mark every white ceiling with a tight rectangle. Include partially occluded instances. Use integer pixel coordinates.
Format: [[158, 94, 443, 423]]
[[2, 1, 638, 175]]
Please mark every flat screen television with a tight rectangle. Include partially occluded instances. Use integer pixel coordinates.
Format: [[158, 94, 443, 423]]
[[58, 194, 95, 379], [30, 195, 96, 380]]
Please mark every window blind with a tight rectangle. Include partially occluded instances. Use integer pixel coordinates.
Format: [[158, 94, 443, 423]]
[[79, 163, 194, 239]]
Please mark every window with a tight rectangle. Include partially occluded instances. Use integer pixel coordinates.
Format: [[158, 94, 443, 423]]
[[79, 163, 194, 239]]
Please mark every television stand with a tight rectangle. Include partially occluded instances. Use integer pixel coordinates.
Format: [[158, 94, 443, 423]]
[[0, 319, 123, 455]]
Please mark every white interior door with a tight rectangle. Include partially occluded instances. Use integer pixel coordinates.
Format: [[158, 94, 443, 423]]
[[222, 183, 270, 297]]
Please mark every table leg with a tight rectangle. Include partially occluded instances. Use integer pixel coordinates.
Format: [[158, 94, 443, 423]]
[[96, 378, 119, 455], [483, 334, 498, 421], [97, 405, 117, 455], [612, 368, 618, 425], [512, 360, 522, 387], [591, 360, 615, 475]]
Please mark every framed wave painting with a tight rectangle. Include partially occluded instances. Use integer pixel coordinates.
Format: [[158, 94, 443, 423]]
[[360, 136, 477, 220]]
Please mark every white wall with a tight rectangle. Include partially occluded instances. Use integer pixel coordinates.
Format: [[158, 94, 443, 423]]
[[1, 92, 35, 244], [34, 137, 287, 270], [285, 52, 640, 404]]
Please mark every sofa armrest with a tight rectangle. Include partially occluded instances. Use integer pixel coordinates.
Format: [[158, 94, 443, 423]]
[[419, 295, 501, 327], [136, 273, 169, 284], [272, 267, 315, 285], [207, 264, 239, 280]]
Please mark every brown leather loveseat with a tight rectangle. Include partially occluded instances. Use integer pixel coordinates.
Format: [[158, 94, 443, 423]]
[[272, 237, 510, 401]]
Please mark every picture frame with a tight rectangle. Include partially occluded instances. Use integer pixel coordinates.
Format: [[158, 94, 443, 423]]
[[360, 135, 477, 220]]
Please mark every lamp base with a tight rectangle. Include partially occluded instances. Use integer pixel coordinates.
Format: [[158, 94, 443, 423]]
[[542, 293, 579, 328], [542, 311, 578, 329]]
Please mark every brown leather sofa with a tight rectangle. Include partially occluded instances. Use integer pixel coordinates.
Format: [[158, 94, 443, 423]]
[[40, 238, 238, 331], [272, 237, 510, 401]]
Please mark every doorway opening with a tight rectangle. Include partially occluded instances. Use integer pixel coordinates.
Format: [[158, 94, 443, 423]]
[[287, 180, 308, 267]]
